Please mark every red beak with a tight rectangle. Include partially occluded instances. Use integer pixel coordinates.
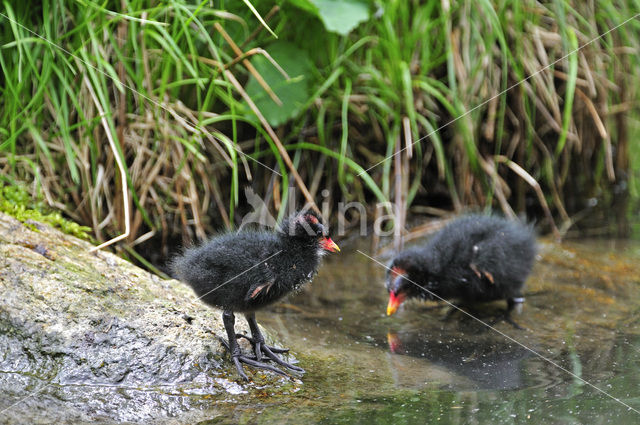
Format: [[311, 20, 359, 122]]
[[320, 237, 340, 252], [387, 291, 406, 316]]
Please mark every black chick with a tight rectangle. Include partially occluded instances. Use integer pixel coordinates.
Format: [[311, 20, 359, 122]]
[[386, 214, 536, 326], [172, 210, 340, 380]]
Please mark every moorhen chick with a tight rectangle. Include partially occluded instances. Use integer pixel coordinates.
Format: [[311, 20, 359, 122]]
[[172, 210, 339, 380], [386, 214, 536, 326]]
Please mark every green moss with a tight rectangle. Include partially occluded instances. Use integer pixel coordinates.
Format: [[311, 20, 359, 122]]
[[0, 184, 92, 241]]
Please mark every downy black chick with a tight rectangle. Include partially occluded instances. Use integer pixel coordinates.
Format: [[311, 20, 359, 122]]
[[172, 210, 339, 380], [386, 214, 536, 327]]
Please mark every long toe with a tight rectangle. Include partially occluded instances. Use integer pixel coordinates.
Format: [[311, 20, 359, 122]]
[[235, 333, 264, 361], [218, 336, 231, 352], [234, 326, 300, 372], [224, 340, 290, 379], [261, 345, 305, 373], [220, 336, 264, 361], [254, 341, 263, 362], [236, 333, 290, 355], [504, 315, 526, 330], [232, 356, 250, 381], [236, 355, 289, 378], [261, 344, 289, 354], [488, 313, 527, 330]]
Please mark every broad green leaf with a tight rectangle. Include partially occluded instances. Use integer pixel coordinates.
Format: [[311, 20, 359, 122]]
[[290, 0, 370, 35], [244, 41, 313, 126], [312, 0, 370, 35]]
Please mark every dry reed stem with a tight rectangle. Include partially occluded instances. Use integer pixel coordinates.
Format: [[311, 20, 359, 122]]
[[84, 74, 131, 253], [575, 88, 614, 181], [223, 69, 320, 214], [214, 22, 283, 106], [494, 155, 560, 239]]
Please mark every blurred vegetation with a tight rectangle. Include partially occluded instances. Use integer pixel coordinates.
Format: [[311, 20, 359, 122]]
[[0, 0, 639, 262]]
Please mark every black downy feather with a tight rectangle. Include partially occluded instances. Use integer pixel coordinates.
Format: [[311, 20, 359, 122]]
[[172, 210, 331, 313], [386, 214, 537, 309]]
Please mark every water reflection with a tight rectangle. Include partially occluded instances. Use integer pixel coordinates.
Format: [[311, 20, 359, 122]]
[[386, 331, 533, 390], [228, 238, 640, 424]]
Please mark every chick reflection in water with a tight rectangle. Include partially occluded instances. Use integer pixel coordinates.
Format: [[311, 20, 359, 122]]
[[387, 331, 533, 390]]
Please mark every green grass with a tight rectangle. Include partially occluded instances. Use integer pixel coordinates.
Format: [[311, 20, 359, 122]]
[[0, 0, 639, 258]]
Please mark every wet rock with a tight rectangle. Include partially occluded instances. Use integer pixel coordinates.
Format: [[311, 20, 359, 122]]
[[0, 212, 293, 423]]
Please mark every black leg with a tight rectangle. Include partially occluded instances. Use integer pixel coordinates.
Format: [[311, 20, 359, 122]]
[[501, 297, 526, 330], [507, 296, 525, 314], [242, 312, 305, 373], [221, 310, 288, 380]]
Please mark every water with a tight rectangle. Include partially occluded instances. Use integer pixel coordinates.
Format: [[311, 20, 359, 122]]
[[243, 238, 640, 424], [6, 237, 638, 424]]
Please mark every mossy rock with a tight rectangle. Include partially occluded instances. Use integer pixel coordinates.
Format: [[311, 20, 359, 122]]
[[0, 212, 298, 424]]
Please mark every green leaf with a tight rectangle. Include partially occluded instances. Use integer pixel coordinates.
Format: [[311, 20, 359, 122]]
[[555, 28, 578, 156], [313, 0, 370, 35], [287, 0, 320, 15], [244, 41, 313, 126], [291, 0, 370, 35]]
